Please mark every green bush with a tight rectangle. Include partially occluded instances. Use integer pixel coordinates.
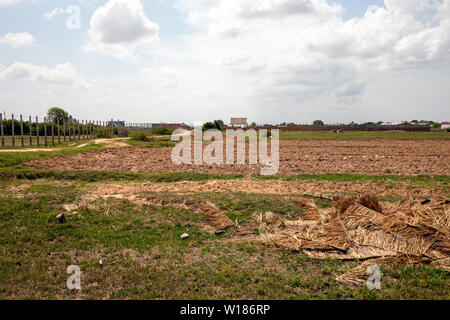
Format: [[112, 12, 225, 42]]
[[152, 127, 173, 135], [131, 131, 150, 141], [96, 131, 112, 139], [202, 120, 224, 131]]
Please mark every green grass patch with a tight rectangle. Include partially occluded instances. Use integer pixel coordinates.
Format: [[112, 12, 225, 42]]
[[0, 168, 244, 183], [0, 144, 104, 168], [255, 173, 449, 185], [0, 135, 104, 149], [125, 133, 175, 148], [141, 191, 307, 224], [0, 182, 448, 299]]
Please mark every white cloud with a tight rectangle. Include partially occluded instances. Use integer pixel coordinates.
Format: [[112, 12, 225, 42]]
[[0, 0, 23, 6], [3, 0, 450, 123], [43, 8, 67, 20], [299, 2, 450, 69], [333, 80, 367, 104], [0, 32, 34, 48], [177, 0, 342, 36], [170, 0, 450, 114], [140, 66, 180, 89], [83, 0, 159, 60], [0, 0, 37, 6], [0, 62, 86, 87]]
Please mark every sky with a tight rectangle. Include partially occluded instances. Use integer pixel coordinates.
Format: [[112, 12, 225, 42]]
[[0, 0, 449, 125]]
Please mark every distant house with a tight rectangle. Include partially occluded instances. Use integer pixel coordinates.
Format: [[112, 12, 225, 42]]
[[107, 120, 126, 127], [441, 122, 450, 130], [381, 121, 407, 126], [230, 117, 248, 128]]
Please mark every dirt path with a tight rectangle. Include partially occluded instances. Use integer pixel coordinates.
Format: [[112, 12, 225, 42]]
[[0, 138, 129, 152], [84, 179, 448, 201]]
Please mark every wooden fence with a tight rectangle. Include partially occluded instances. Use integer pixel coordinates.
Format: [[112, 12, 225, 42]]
[[0, 114, 124, 149]]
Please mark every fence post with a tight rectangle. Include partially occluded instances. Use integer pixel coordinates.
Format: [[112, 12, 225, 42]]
[[78, 121, 81, 140], [58, 121, 61, 144], [12, 114, 15, 148], [29, 116, 32, 146], [51, 121, 54, 145], [63, 121, 66, 142], [44, 117, 48, 146], [68, 119, 71, 141], [36, 116, 40, 147], [0, 114, 4, 148], [0, 113, 4, 147], [20, 115, 24, 147]]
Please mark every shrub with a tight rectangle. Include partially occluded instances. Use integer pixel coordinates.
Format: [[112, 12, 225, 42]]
[[202, 122, 217, 131], [96, 131, 112, 139], [130, 131, 150, 141], [152, 127, 173, 135]]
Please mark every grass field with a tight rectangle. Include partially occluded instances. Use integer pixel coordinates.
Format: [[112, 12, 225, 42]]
[[0, 134, 448, 300], [1, 131, 448, 150], [0, 181, 448, 299], [0, 135, 98, 149]]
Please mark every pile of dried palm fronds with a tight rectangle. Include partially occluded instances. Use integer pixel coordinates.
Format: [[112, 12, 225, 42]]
[[259, 194, 449, 283]]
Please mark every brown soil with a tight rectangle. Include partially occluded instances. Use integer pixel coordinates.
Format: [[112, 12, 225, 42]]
[[84, 179, 448, 200], [25, 140, 450, 175]]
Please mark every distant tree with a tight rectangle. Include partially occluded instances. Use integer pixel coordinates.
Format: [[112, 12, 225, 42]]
[[411, 120, 419, 124], [47, 107, 69, 125], [376, 121, 383, 125], [313, 120, 324, 126], [213, 120, 224, 129], [202, 121, 218, 131], [250, 122, 257, 127], [202, 120, 224, 131]]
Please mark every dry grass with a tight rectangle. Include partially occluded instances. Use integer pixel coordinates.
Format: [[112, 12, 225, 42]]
[[258, 194, 450, 282]]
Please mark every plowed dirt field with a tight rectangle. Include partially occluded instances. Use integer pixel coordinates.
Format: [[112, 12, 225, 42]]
[[25, 139, 450, 175]]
